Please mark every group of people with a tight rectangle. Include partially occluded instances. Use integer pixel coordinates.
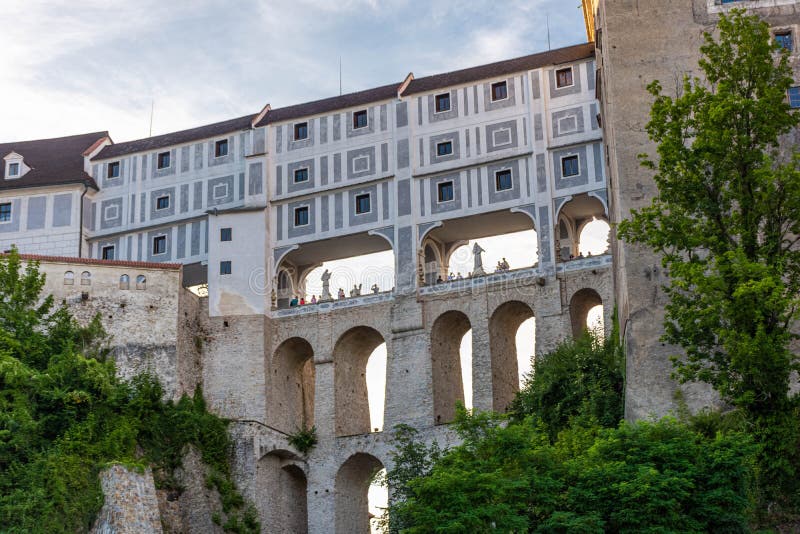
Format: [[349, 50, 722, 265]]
[[288, 282, 382, 307]]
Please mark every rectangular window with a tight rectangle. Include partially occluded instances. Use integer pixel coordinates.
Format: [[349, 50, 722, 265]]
[[157, 151, 170, 169], [107, 161, 120, 178], [437, 181, 454, 203], [156, 195, 170, 210], [495, 169, 513, 191], [7, 163, 19, 177], [776, 31, 793, 52], [294, 168, 309, 183], [435, 93, 451, 112], [153, 235, 166, 255], [220, 260, 232, 275], [789, 86, 800, 108], [353, 110, 368, 129], [562, 155, 580, 177], [101, 245, 115, 260], [294, 122, 308, 140], [0, 203, 11, 222], [220, 227, 232, 241], [215, 139, 228, 157], [491, 81, 508, 101], [355, 193, 371, 214], [294, 206, 309, 226], [556, 67, 574, 88], [436, 141, 453, 157]]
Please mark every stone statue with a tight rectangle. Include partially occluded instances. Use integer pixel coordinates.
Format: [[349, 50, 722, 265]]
[[320, 269, 332, 301], [270, 288, 277, 309], [472, 242, 486, 276]]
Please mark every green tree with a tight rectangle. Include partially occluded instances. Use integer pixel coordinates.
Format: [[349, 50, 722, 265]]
[[617, 11, 800, 500]]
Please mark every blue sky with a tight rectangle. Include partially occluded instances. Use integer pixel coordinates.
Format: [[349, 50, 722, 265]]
[[1, 0, 587, 143]]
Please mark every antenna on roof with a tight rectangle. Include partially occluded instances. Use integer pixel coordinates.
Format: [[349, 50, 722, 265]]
[[149, 100, 154, 137], [547, 14, 552, 50], [339, 57, 342, 96]]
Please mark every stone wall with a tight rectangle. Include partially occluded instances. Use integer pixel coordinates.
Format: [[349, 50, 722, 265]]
[[91, 464, 162, 534]]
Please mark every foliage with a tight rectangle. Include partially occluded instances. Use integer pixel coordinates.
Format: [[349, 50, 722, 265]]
[[0, 248, 258, 533], [286, 425, 318, 455], [617, 10, 800, 500], [509, 329, 624, 439], [389, 411, 756, 533]]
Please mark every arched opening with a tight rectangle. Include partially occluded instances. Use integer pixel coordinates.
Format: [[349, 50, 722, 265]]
[[119, 274, 130, 290], [335, 453, 386, 534], [64, 271, 74, 285], [578, 218, 610, 257], [423, 241, 441, 285], [257, 451, 308, 534], [570, 288, 603, 338], [268, 337, 315, 434], [489, 301, 535, 412], [136, 275, 146, 290], [430, 311, 471, 424], [276, 268, 294, 309], [80, 271, 91, 286], [334, 326, 387, 436]]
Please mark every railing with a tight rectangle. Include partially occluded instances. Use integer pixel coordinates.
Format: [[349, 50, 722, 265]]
[[272, 290, 394, 317]]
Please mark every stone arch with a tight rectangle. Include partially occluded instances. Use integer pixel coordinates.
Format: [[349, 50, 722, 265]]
[[334, 326, 386, 436], [430, 310, 471, 425], [421, 238, 444, 286], [257, 450, 308, 534], [80, 271, 92, 285], [64, 271, 74, 285], [119, 274, 130, 290], [489, 300, 535, 412], [268, 337, 315, 434], [335, 452, 385, 534], [569, 288, 603, 338], [276, 267, 295, 309]]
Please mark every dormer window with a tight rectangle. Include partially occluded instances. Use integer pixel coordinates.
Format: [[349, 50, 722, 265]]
[[7, 163, 19, 177], [4, 152, 26, 179]]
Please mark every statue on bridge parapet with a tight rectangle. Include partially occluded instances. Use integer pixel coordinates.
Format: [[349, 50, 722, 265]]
[[320, 269, 333, 302], [472, 242, 486, 276]]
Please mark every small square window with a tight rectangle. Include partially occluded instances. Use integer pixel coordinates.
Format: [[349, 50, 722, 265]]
[[102, 246, 115, 260], [437, 181, 454, 203], [556, 67, 574, 88], [495, 169, 513, 192], [789, 86, 800, 109], [220, 261, 232, 275], [294, 206, 309, 226], [355, 193, 371, 214], [491, 81, 508, 101], [215, 139, 229, 157], [220, 227, 232, 241], [562, 155, 580, 177], [436, 141, 453, 157], [156, 195, 170, 210], [435, 93, 451, 112], [776, 31, 793, 52], [157, 151, 171, 169], [107, 161, 120, 178], [153, 235, 167, 255], [294, 168, 309, 183], [0, 203, 11, 222], [353, 110, 368, 129], [294, 122, 308, 140], [7, 163, 19, 177]]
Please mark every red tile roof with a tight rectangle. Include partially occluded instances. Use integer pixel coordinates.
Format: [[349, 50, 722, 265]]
[[11, 253, 182, 270], [0, 132, 107, 191]]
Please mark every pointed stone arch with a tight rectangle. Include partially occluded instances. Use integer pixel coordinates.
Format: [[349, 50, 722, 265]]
[[569, 288, 603, 338], [489, 300, 535, 412], [268, 337, 315, 433], [335, 453, 385, 534], [430, 310, 472, 425], [334, 326, 387, 436]]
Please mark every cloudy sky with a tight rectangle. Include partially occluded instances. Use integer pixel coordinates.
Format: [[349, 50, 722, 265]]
[[0, 0, 587, 143]]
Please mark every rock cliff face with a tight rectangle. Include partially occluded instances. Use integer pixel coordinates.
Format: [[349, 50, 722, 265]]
[[91, 465, 162, 534]]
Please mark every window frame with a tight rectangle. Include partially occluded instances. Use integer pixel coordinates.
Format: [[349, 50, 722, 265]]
[[294, 206, 310, 227], [788, 86, 800, 109], [490, 81, 508, 102], [293, 122, 309, 141], [434, 92, 451, 113], [220, 260, 232, 275], [355, 193, 371, 215], [7, 162, 19, 177], [101, 245, 115, 260], [293, 167, 309, 183], [555, 66, 575, 89], [437, 181, 455, 203], [0, 202, 11, 223], [214, 139, 229, 158], [157, 151, 171, 169], [220, 227, 232, 242], [436, 141, 453, 157], [775, 30, 794, 52], [155, 195, 170, 210], [107, 161, 120, 179], [152, 235, 167, 255], [494, 169, 513, 192], [353, 109, 368, 130], [561, 154, 581, 177]]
